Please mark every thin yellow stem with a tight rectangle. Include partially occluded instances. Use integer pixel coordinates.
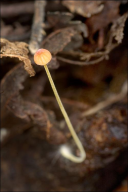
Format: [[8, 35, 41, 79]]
[[44, 65, 86, 163]]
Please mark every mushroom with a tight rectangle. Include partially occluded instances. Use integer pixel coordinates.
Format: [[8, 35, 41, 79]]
[[34, 49, 86, 163]]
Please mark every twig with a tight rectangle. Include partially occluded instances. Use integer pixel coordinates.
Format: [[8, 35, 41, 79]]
[[29, 0, 46, 54], [57, 17, 121, 66], [57, 42, 118, 66], [82, 81, 127, 117], [57, 55, 106, 66]]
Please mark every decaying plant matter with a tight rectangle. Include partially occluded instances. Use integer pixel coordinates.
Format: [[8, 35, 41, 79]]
[[0, 38, 35, 76], [1, 1, 128, 191]]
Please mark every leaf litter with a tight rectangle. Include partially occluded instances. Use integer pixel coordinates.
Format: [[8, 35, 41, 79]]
[[1, 1, 128, 191]]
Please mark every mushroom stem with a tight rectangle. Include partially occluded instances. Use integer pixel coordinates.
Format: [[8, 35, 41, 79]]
[[44, 65, 86, 163]]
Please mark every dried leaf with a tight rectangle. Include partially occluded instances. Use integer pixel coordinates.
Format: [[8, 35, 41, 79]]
[[47, 11, 73, 28], [42, 27, 77, 55], [86, 1, 120, 36], [1, 63, 28, 115], [47, 12, 88, 38], [68, 21, 88, 38], [0, 38, 35, 76], [112, 13, 128, 44], [62, 1, 104, 18], [7, 94, 47, 124], [58, 11, 127, 66]]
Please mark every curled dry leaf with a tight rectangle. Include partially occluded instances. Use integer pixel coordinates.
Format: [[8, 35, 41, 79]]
[[0, 38, 35, 76], [62, 1, 104, 18], [86, 1, 120, 37], [68, 21, 88, 38], [7, 94, 48, 125], [42, 27, 77, 55], [112, 13, 128, 44], [47, 12, 88, 38], [58, 11, 127, 66], [1, 63, 28, 115], [7, 94, 66, 144], [47, 11, 73, 28]]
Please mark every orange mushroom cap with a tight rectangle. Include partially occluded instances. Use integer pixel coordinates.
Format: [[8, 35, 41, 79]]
[[34, 49, 52, 66]]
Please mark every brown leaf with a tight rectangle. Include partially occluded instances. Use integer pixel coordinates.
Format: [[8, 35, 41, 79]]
[[7, 94, 66, 145], [7, 94, 47, 124], [0, 38, 35, 76], [86, 1, 120, 36], [58, 11, 127, 67], [112, 13, 128, 44], [47, 11, 73, 28], [62, 1, 104, 18], [42, 27, 77, 55], [47, 12, 88, 38], [2, 96, 66, 145], [1, 63, 28, 115]]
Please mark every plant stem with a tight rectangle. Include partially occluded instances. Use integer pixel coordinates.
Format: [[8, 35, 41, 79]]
[[44, 65, 86, 163]]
